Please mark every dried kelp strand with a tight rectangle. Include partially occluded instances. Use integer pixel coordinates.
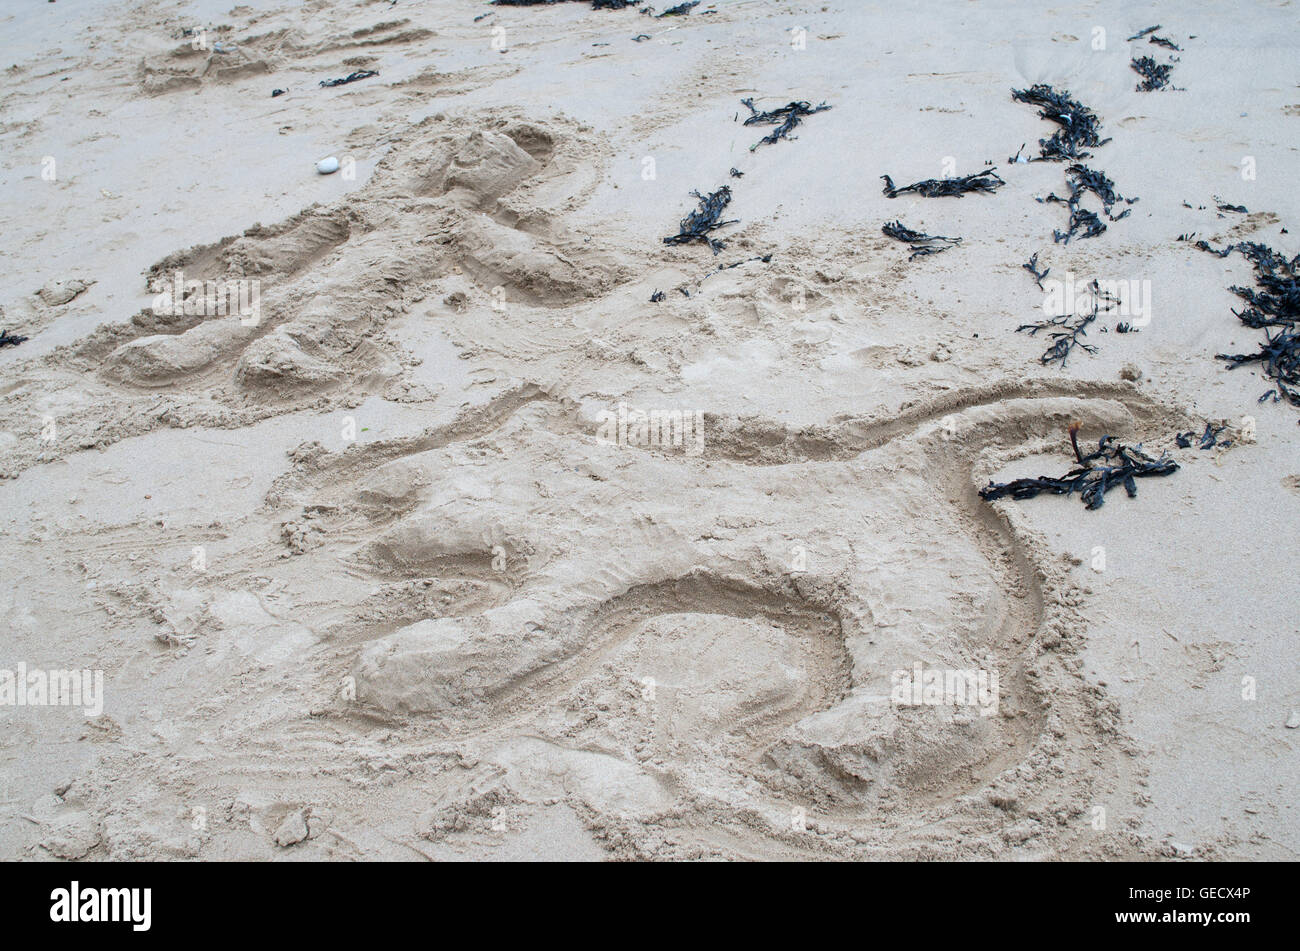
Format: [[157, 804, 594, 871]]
[[882, 220, 961, 260], [1023, 252, 1050, 289], [980, 431, 1179, 510], [663, 186, 737, 254], [880, 168, 1004, 198], [740, 98, 832, 149]]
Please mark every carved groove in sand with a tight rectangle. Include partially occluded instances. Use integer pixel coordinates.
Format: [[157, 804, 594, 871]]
[[261, 379, 1176, 854], [137, 18, 442, 95], [85, 114, 617, 395], [0, 112, 621, 479]]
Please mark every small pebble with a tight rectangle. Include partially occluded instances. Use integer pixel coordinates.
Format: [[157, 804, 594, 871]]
[[316, 156, 340, 175], [273, 810, 310, 847]]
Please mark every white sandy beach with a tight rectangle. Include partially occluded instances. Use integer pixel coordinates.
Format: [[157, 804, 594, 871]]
[[0, 0, 1296, 860]]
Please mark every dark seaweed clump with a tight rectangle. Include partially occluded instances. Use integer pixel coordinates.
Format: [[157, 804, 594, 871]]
[[1129, 26, 1186, 90], [0, 328, 27, 348], [1041, 164, 1137, 244], [880, 168, 1004, 199], [741, 99, 831, 150], [1195, 239, 1300, 406], [980, 427, 1179, 510], [1010, 84, 1111, 161], [1176, 422, 1228, 450], [1215, 198, 1248, 214], [1132, 55, 1176, 92], [663, 186, 737, 254], [1017, 279, 1118, 366], [881, 220, 961, 260], [319, 70, 378, 87], [655, 1, 699, 15]]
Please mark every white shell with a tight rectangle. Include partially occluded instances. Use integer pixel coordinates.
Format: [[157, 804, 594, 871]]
[[315, 156, 340, 175]]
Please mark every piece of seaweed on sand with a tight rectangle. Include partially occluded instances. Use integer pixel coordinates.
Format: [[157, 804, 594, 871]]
[[1042, 164, 1136, 244], [1061, 165, 1131, 212], [881, 220, 961, 260], [740, 99, 831, 149], [663, 185, 737, 254], [1023, 252, 1050, 289], [1195, 240, 1233, 259], [655, 1, 699, 15], [1055, 206, 1108, 243], [1195, 239, 1300, 406], [880, 168, 1004, 199], [0, 328, 28, 348], [1126, 25, 1160, 41], [1221, 328, 1300, 406], [1181, 422, 1226, 449], [319, 70, 378, 88], [979, 425, 1179, 510], [1132, 55, 1176, 92], [1017, 279, 1118, 366], [1010, 84, 1111, 161]]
